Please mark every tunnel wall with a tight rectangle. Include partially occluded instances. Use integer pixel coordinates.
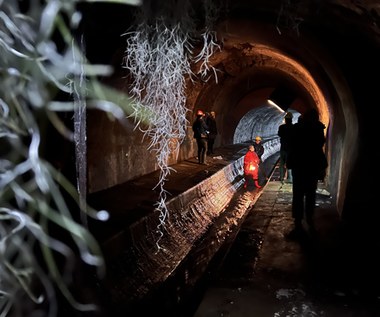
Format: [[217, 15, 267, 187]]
[[87, 108, 198, 193], [99, 140, 280, 306], [100, 155, 252, 304], [233, 105, 285, 144], [86, 19, 361, 239]]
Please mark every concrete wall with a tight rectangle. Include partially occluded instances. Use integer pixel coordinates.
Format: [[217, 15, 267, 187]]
[[101, 156, 248, 303]]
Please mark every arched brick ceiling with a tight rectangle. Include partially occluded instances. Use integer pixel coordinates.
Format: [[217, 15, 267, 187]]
[[233, 104, 285, 144], [83, 0, 379, 208], [186, 0, 379, 210], [192, 27, 330, 145], [188, 0, 379, 143]]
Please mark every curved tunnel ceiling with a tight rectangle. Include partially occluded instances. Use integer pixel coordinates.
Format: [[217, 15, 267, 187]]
[[233, 103, 301, 144], [186, 5, 373, 208], [194, 37, 331, 145], [78, 0, 380, 215], [233, 104, 284, 143], [80, 1, 377, 152], [187, 0, 380, 151]]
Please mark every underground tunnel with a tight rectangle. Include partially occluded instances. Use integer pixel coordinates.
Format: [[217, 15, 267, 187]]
[[82, 0, 380, 314], [2, 0, 380, 316]]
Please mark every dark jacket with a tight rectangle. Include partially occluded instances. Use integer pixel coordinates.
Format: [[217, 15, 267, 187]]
[[278, 119, 294, 152], [205, 116, 218, 139], [253, 142, 264, 161], [192, 116, 209, 139], [287, 113, 327, 177]]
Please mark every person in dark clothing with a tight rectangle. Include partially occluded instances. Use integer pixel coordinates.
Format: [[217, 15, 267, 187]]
[[287, 108, 327, 233], [253, 136, 264, 161], [192, 110, 209, 165], [205, 111, 218, 155], [278, 112, 294, 183]]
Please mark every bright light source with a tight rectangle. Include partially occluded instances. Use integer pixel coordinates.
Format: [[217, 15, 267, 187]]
[[267, 99, 285, 112]]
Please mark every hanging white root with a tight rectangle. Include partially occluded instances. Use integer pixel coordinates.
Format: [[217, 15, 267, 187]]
[[123, 0, 222, 249]]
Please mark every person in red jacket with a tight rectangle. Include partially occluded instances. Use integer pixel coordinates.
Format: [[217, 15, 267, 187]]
[[243, 145, 262, 189]]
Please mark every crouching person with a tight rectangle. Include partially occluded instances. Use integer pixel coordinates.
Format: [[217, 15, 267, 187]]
[[243, 145, 261, 189]]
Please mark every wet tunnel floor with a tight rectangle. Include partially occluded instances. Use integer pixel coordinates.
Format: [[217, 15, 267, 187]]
[[87, 147, 380, 317], [193, 174, 380, 317]]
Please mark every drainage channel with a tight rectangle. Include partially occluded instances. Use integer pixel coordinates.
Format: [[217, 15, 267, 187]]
[[113, 156, 280, 317]]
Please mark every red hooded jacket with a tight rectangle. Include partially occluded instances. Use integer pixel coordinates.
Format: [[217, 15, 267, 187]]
[[243, 149, 260, 178]]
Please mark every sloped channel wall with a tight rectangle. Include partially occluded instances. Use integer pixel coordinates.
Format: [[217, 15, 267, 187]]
[[101, 140, 279, 307]]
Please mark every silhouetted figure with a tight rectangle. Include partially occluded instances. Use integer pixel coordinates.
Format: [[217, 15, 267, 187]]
[[206, 111, 218, 155], [192, 110, 209, 165], [278, 112, 294, 183], [287, 109, 327, 232], [243, 145, 261, 189], [253, 136, 264, 161]]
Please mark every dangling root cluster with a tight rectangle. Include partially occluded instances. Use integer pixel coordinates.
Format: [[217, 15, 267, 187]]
[[123, 0, 222, 248]]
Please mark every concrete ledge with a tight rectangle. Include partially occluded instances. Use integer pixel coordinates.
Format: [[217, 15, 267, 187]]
[[94, 142, 279, 307], [101, 164, 278, 309], [102, 158, 249, 302]]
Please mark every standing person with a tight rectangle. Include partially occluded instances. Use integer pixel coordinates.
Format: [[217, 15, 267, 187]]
[[253, 136, 264, 161], [278, 112, 294, 183], [192, 110, 209, 165], [287, 108, 327, 233], [243, 145, 262, 189], [206, 111, 218, 155]]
